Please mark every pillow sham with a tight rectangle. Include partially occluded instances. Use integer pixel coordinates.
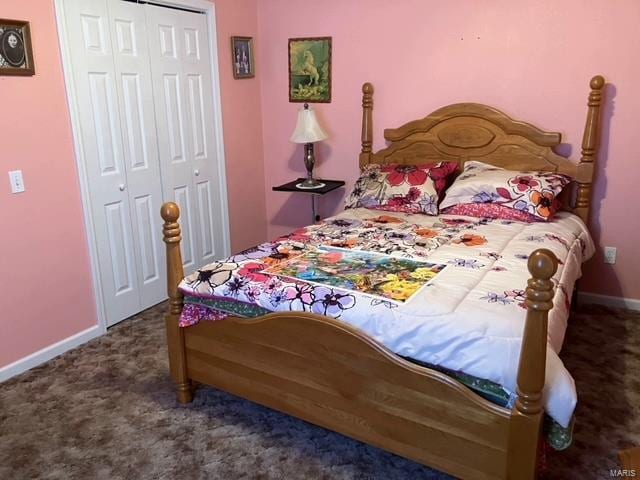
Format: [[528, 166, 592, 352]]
[[345, 162, 459, 215], [439, 161, 571, 221]]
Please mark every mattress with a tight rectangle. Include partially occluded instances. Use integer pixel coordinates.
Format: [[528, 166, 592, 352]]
[[178, 207, 595, 430]]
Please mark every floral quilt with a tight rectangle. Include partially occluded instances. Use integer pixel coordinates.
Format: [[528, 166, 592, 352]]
[[179, 207, 594, 433]]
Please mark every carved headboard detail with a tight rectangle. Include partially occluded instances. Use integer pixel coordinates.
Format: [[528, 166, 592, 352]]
[[358, 76, 605, 224]]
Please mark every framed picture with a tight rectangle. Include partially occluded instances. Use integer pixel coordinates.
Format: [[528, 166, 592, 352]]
[[231, 36, 254, 79], [0, 19, 35, 76], [288, 37, 331, 103]]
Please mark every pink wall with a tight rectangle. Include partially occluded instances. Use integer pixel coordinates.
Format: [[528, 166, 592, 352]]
[[214, 0, 267, 252], [257, 0, 640, 300], [0, 1, 97, 367], [0, 0, 266, 370]]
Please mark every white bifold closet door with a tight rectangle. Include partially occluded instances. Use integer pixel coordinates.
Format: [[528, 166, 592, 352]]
[[63, 0, 227, 327], [145, 3, 225, 274]]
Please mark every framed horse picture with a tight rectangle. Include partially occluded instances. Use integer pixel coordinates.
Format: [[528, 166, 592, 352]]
[[288, 37, 331, 103], [0, 19, 35, 76]]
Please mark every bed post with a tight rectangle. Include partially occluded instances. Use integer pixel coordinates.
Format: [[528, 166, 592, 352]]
[[359, 82, 374, 169], [507, 248, 558, 478], [575, 75, 605, 224], [161, 202, 192, 404]]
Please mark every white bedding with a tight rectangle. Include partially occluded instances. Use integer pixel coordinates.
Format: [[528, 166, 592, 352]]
[[179, 208, 594, 428]]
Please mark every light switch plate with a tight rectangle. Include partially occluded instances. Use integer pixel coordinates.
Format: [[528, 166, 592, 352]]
[[604, 246, 617, 265], [8, 170, 25, 194]]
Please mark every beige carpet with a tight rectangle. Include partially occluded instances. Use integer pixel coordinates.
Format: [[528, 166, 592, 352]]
[[0, 302, 638, 479]]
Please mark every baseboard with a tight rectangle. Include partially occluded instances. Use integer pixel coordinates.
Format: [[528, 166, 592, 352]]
[[578, 292, 640, 312], [0, 325, 102, 383]]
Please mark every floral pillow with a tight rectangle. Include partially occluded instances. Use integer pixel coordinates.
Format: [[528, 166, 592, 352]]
[[345, 162, 459, 215], [439, 161, 571, 221]]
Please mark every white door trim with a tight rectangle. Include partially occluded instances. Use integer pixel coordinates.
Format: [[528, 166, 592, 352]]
[[54, 0, 231, 335], [55, 0, 108, 335]]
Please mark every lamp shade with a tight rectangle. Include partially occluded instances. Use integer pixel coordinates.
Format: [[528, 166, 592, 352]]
[[289, 105, 328, 144]]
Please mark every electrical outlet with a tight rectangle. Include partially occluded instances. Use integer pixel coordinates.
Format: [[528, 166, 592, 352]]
[[604, 246, 617, 265], [8, 170, 25, 194]]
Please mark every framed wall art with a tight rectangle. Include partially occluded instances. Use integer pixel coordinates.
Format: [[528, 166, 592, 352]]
[[231, 36, 254, 79], [288, 37, 331, 103], [0, 19, 35, 76]]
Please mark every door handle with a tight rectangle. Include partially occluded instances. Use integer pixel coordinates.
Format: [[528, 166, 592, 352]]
[[119, 184, 126, 191], [194, 169, 200, 176]]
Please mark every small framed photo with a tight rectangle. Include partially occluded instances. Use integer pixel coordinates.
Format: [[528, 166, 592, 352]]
[[231, 36, 254, 79], [0, 19, 35, 76], [288, 37, 331, 103]]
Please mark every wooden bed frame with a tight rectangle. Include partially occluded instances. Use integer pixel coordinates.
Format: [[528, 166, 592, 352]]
[[160, 75, 604, 479]]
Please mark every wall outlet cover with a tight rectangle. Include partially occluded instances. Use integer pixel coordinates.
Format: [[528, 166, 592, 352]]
[[8, 170, 25, 194]]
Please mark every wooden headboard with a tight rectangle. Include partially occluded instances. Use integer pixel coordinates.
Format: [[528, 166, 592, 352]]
[[359, 76, 605, 224]]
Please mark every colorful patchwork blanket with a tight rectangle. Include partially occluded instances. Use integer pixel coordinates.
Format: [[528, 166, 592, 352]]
[[178, 207, 594, 435]]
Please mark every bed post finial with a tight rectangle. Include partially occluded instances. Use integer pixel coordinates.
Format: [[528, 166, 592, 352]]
[[575, 75, 605, 224], [507, 248, 557, 478], [161, 202, 185, 316], [359, 82, 374, 169], [161, 202, 192, 404]]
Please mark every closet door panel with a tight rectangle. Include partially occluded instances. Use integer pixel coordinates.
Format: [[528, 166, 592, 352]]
[[64, 0, 141, 326], [87, 72, 122, 176], [196, 180, 215, 259], [104, 201, 136, 296], [146, 7, 198, 274], [187, 72, 216, 260], [120, 73, 148, 170], [181, 13, 224, 267], [133, 194, 160, 284], [145, 4, 226, 271], [107, 0, 166, 309], [187, 74, 207, 160], [173, 185, 196, 270], [162, 73, 188, 163], [160, 70, 198, 273]]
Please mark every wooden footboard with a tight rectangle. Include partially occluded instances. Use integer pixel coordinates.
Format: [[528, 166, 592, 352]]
[[160, 203, 558, 479], [188, 313, 512, 478]]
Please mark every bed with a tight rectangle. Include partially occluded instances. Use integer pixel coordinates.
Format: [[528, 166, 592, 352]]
[[160, 75, 605, 479]]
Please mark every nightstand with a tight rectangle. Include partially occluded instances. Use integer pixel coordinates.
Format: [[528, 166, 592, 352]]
[[273, 178, 346, 223]]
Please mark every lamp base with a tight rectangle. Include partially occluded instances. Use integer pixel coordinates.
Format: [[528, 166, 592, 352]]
[[296, 179, 326, 190]]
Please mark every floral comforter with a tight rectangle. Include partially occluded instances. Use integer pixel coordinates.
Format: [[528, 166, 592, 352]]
[[178, 207, 594, 431]]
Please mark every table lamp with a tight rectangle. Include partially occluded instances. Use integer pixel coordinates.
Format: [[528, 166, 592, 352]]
[[290, 103, 328, 189]]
